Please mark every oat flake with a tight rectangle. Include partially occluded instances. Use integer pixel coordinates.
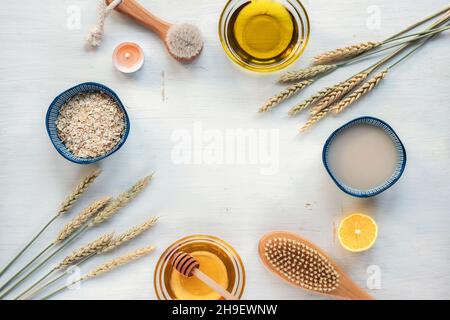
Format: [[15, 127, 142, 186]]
[[56, 91, 125, 158]]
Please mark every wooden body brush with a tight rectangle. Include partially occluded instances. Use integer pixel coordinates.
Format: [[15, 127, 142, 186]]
[[259, 231, 374, 300], [172, 252, 238, 300], [105, 0, 203, 62]]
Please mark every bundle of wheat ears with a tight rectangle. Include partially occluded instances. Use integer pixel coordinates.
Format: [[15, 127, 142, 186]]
[[259, 6, 450, 132], [0, 169, 159, 300]]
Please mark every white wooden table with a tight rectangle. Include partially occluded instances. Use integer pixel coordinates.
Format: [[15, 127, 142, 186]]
[[0, 0, 449, 300]]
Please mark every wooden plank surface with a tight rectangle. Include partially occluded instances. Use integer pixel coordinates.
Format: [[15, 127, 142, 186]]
[[0, 0, 449, 300]]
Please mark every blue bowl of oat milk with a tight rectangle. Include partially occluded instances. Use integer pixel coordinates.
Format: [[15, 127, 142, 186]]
[[322, 117, 407, 198]]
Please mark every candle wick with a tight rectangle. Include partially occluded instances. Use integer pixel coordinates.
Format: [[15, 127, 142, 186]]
[[125, 52, 131, 59]]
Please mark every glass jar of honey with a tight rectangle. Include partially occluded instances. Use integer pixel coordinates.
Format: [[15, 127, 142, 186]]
[[154, 235, 246, 300]]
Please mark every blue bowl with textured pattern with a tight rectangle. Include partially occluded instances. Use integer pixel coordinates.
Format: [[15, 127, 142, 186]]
[[46, 82, 130, 164], [322, 117, 406, 198]]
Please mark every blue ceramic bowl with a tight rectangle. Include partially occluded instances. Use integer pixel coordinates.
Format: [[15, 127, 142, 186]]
[[46, 82, 130, 164], [322, 117, 406, 198]]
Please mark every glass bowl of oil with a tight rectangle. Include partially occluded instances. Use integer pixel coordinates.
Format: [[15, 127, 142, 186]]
[[219, 0, 310, 72], [154, 235, 246, 300]]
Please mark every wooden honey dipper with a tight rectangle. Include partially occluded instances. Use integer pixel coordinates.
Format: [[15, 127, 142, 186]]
[[171, 252, 238, 300], [105, 0, 203, 62]]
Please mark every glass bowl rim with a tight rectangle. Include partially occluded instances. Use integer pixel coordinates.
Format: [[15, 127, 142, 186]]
[[218, 0, 311, 72], [153, 234, 246, 300]]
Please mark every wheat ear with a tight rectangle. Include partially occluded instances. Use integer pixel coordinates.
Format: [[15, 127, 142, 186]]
[[310, 71, 370, 116], [57, 169, 102, 216], [279, 65, 337, 83], [300, 107, 332, 132], [102, 216, 159, 253], [259, 80, 313, 113], [313, 41, 382, 65], [17, 217, 159, 300], [91, 174, 154, 226], [56, 233, 115, 270], [82, 246, 155, 280], [55, 197, 111, 243], [2, 174, 154, 296], [332, 69, 389, 114], [288, 87, 334, 116], [42, 246, 155, 299]]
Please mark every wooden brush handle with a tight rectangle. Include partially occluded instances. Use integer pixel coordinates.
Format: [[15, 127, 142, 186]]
[[193, 269, 239, 301], [338, 277, 375, 300], [105, 0, 171, 38], [353, 290, 374, 300], [344, 289, 374, 300]]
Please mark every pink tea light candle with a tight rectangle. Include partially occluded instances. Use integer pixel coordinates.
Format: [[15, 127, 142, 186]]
[[113, 42, 144, 73]]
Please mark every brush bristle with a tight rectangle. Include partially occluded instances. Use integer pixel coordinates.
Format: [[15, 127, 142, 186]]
[[166, 24, 203, 61], [264, 237, 339, 293]]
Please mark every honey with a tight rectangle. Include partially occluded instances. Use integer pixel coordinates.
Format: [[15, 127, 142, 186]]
[[226, 0, 300, 68], [154, 235, 245, 300]]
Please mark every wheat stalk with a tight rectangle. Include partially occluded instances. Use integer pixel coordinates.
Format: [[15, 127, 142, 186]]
[[297, 71, 378, 131], [21, 233, 114, 297], [91, 174, 154, 226], [57, 169, 102, 216], [0, 174, 154, 298], [16, 217, 158, 299], [82, 246, 155, 280], [310, 71, 370, 116], [300, 107, 332, 133], [259, 80, 313, 113], [0, 169, 102, 278], [332, 69, 390, 114], [284, 8, 449, 122], [42, 246, 156, 299], [55, 197, 111, 243], [279, 64, 337, 83], [56, 233, 114, 270], [313, 41, 382, 65], [102, 217, 159, 253], [288, 87, 334, 116]]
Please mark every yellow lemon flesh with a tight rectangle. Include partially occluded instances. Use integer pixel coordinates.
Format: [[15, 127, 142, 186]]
[[338, 213, 378, 252]]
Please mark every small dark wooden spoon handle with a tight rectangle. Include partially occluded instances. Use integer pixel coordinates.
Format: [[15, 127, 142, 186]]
[[105, 0, 171, 38]]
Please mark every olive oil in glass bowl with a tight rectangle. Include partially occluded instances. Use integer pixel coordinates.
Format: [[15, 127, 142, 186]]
[[219, 0, 310, 72]]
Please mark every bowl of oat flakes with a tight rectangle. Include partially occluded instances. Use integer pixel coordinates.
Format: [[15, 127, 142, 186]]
[[46, 82, 130, 164]]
